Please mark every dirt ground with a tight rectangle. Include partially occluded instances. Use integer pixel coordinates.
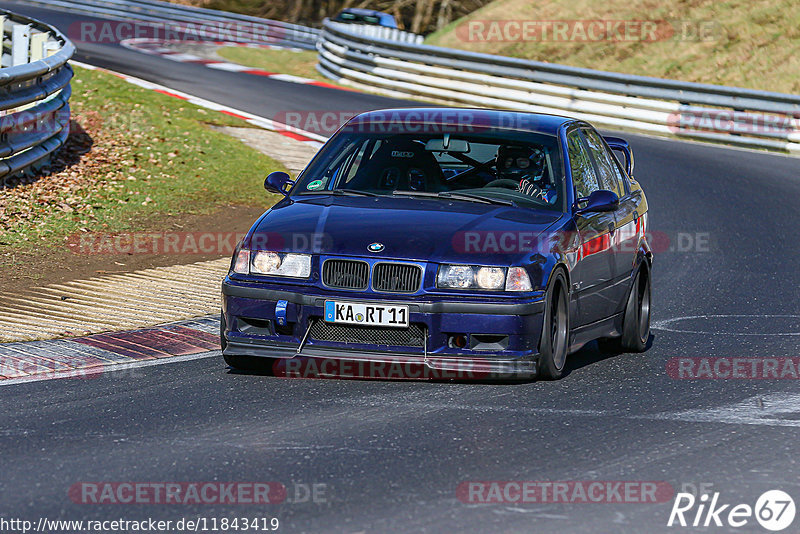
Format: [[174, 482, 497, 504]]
[[0, 204, 267, 295], [0, 117, 317, 296]]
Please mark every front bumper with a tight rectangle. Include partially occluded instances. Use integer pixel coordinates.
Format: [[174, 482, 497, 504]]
[[221, 279, 546, 378]]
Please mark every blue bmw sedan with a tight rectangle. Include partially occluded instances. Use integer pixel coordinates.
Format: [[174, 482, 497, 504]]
[[220, 108, 652, 380]]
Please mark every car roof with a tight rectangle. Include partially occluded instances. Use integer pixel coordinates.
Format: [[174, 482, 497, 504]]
[[344, 108, 576, 136]]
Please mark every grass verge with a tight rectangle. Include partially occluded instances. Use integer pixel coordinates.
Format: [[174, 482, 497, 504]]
[[0, 65, 286, 251], [216, 47, 336, 83]]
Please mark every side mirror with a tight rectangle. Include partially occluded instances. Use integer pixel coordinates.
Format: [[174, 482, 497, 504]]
[[264, 171, 294, 197], [576, 190, 619, 214]]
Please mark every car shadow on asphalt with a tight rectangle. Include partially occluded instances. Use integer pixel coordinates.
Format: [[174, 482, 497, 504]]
[[562, 334, 656, 379], [224, 334, 656, 384]]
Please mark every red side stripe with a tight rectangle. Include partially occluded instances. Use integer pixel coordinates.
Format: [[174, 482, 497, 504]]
[[275, 130, 316, 142], [153, 89, 188, 100], [219, 110, 250, 120], [243, 69, 277, 76]]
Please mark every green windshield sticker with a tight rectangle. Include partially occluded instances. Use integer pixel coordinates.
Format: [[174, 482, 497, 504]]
[[307, 180, 323, 190]]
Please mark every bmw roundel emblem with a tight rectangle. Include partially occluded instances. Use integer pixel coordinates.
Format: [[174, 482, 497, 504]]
[[368, 242, 385, 253]]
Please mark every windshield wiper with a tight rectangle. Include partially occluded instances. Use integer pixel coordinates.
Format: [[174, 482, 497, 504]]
[[392, 190, 515, 206], [391, 190, 439, 198], [336, 188, 380, 197], [299, 189, 379, 197], [438, 191, 515, 206]]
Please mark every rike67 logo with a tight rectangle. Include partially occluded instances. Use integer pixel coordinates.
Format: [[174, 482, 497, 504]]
[[668, 490, 796, 531]]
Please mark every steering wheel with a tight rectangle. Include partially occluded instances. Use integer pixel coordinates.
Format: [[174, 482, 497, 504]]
[[484, 178, 519, 190]]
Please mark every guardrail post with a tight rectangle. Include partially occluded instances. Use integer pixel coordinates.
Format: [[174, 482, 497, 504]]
[[45, 40, 60, 57], [30, 31, 47, 61], [11, 22, 30, 66]]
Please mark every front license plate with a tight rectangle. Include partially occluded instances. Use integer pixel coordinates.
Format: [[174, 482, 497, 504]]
[[324, 301, 409, 328]]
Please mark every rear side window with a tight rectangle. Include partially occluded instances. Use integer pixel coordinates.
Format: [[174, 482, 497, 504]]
[[582, 128, 624, 198], [567, 130, 599, 199]]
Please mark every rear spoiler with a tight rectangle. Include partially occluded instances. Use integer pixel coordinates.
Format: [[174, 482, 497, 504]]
[[603, 136, 634, 177]]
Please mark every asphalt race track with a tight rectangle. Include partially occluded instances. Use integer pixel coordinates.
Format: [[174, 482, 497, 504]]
[[2, 2, 800, 532]]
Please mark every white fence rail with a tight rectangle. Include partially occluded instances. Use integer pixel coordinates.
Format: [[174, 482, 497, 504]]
[[317, 21, 800, 154]]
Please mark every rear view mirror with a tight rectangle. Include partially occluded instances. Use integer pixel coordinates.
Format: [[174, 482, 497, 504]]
[[576, 190, 619, 214], [425, 136, 470, 153], [264, 171, 294, 197]]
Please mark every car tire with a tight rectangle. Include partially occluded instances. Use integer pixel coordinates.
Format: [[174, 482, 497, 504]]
[[538, 271, 569, 380], [219, 311, 227, 352], [599, 264, 651, 353]]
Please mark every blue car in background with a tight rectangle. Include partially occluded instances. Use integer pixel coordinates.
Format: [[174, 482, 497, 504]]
[[332, 8, 398, 28], [221, 108, 652, 380]]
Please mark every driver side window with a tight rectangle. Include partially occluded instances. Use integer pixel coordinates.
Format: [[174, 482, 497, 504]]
[[567, 130, 600, 199], [582, 128, 624, 198]]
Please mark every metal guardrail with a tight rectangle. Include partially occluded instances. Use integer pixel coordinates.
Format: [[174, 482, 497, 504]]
[[0, 10, 74, 183], [330, 23, 423, 45], [23, 0, 320, 50], [318, 20, 800, 154], [15, 1, 799, 154]]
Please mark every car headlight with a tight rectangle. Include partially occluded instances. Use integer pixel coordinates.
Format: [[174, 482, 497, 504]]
[[437, 265, 475, 288], [437, 265, 508, 290], [437, 265, 533, 291], [476, 266, 505, 290], [232, 249, 311, 278]]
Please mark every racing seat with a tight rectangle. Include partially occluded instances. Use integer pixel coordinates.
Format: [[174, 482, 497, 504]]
[[350, 139, 445, 192]]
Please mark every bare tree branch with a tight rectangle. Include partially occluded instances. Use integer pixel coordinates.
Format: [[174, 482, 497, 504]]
[[184, 0, 492, 34]]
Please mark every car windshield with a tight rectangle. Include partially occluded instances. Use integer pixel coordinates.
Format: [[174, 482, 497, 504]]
[[336, 12, 382, 25], [292, 130, 565, 211]]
